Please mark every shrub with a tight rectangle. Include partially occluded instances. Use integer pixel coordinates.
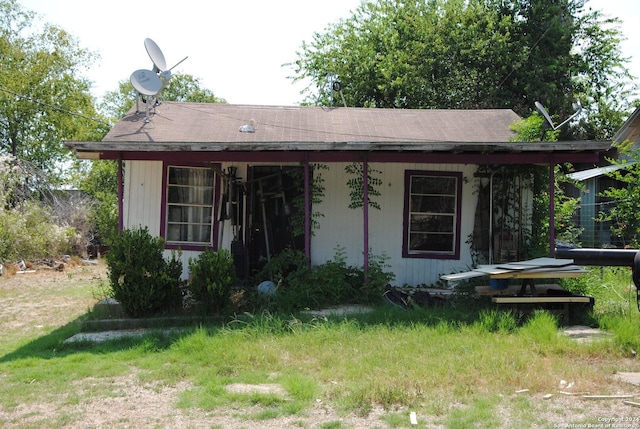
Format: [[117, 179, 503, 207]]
[[106, 227, 183, 317], [188, 248, 236, 315], [0, 201, 75, 261], [253, 246, 394, 311]]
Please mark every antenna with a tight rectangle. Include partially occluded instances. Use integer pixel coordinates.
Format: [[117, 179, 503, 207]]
[[325, 73, 347, 108], [130, 38, 188, 123], [535, 101, 583, 131]]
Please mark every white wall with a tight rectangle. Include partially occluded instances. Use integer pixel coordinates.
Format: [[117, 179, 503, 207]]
[[311, 162, 478, 286], [123, 160, 480, 286], [123, 160, 163, 234]]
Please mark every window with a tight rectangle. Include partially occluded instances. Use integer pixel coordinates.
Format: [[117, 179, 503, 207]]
[[165, 166, 215, 246], [403, 170, 462, 259]]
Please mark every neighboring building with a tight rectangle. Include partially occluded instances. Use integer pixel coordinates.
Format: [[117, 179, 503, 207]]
[[567, 106, 640, 248], [65, 102, 609, 286]]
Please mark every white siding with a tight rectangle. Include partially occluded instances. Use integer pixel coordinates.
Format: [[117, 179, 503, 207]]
[[124, 160, 480, 286], [312, 162, 478, 286], [123, 160, 163, 235]]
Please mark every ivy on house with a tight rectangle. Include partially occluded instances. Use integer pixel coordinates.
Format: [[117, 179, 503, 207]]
[[345, 162, 382, 210]]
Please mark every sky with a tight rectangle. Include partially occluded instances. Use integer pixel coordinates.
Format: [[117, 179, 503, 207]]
[[16, 0, 640, 107]]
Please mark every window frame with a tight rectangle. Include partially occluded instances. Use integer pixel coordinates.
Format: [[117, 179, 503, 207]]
[[402, 170, 462, 260], [160, 163, 221, 251]]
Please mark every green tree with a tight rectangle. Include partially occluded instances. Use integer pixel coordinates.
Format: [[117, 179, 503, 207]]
[[99, 73, 226, 122], [600, 142, 640, 246], [290, 0, 635, 139], [0, 0, 106, 181], [76, 160, 118, 246]]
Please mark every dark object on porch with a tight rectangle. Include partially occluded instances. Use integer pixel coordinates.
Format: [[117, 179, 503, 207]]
[[382, 285, 445, 310]]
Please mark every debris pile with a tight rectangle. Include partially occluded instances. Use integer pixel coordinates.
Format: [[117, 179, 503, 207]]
[[0, 256, 86, 276], [382, 285, 447, 309]]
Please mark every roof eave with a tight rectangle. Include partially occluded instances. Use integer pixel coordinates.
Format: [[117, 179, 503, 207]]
[[65, 140, 612, 154]]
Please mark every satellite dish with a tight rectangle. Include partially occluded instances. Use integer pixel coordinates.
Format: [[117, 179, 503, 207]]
[[130, 69, 163, 96], [130, 69, 163, 123], [144, 37, 189, 73], [130, 38, 188, 123], [535, 101, 555, 128], [535, 100, 583, 131], [144, 38, 167, 73]]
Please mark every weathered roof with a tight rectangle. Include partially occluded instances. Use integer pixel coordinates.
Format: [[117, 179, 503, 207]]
[[65, 102, 612, 162], [103, 102, 520, 143]]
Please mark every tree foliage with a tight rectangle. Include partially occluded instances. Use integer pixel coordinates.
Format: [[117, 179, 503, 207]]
[[0, 0, 107, 180], [601, 142, 640, 246], [75, 160, 119, 246], [0, 154, 77, 260], [291, 0, 636, 140], [99, 74, 226, 122]]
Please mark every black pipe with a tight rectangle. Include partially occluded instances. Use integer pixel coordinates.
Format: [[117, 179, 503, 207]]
[[554, 248, 638, 266], [555, 247, 640, 311]]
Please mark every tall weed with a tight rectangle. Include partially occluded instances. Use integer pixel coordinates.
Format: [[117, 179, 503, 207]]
[[475, 309, 518, 333], [597, 312, 640, 352], [519, 311, 559, 346]]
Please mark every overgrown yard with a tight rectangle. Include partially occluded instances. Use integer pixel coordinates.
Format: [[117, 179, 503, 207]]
[[1, 261, 640, 428]]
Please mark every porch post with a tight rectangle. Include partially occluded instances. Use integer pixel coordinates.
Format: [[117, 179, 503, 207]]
[[117, 155, 123, 233], [363, 160, 369, 279], [304, 159, 311, 268], [549, 163, 555, 257]]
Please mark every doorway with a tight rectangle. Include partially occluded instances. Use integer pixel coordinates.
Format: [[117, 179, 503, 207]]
[[247, 166, 305, 273]]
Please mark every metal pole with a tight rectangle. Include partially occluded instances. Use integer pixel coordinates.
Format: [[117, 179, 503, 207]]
[[549, 164, 555, 257], [304, 160, 311, 268], [117, 156, 123, 232], [363, 160, 369, 280]]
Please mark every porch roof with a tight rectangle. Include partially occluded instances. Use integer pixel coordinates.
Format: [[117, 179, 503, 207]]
[[65, 102, 611, 162]]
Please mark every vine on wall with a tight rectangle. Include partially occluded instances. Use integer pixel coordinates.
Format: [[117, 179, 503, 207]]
[[345, 162, 382, 210]]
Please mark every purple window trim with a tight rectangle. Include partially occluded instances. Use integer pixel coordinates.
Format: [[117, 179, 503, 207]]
[[160, 162, 221, 251], [402, 170, 462, 260]]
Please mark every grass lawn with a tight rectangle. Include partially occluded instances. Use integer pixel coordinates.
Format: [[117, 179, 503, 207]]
[[0, 261, 639, 428]]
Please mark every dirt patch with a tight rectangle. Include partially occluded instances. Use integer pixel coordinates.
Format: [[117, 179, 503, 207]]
[[225, 383, 288, 396], [562, 325, 612, 343]]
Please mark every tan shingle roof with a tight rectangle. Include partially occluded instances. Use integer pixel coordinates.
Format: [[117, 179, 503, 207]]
[[104, 102, 521, 144]]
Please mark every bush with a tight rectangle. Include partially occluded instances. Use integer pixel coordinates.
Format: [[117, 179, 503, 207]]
[[188, 248, 236, 315], [105, 227, 183, 318], [0, 201, 75, 261], [253, 247, 394, 311]]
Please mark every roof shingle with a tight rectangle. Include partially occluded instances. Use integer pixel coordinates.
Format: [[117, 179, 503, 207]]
[[105, 102, 521, 144]]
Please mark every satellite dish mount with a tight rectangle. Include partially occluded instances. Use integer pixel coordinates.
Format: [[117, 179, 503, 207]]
[[129, 38, 188, 123], [535, 100, 583, 134]]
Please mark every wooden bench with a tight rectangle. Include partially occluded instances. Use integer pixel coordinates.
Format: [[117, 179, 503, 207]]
[[475, 284, 564, 296], [492, 296, 594, 322]]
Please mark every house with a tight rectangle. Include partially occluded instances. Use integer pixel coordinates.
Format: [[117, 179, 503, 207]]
[[65, 102, 610, 286], [566, 106, 640, 247]]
